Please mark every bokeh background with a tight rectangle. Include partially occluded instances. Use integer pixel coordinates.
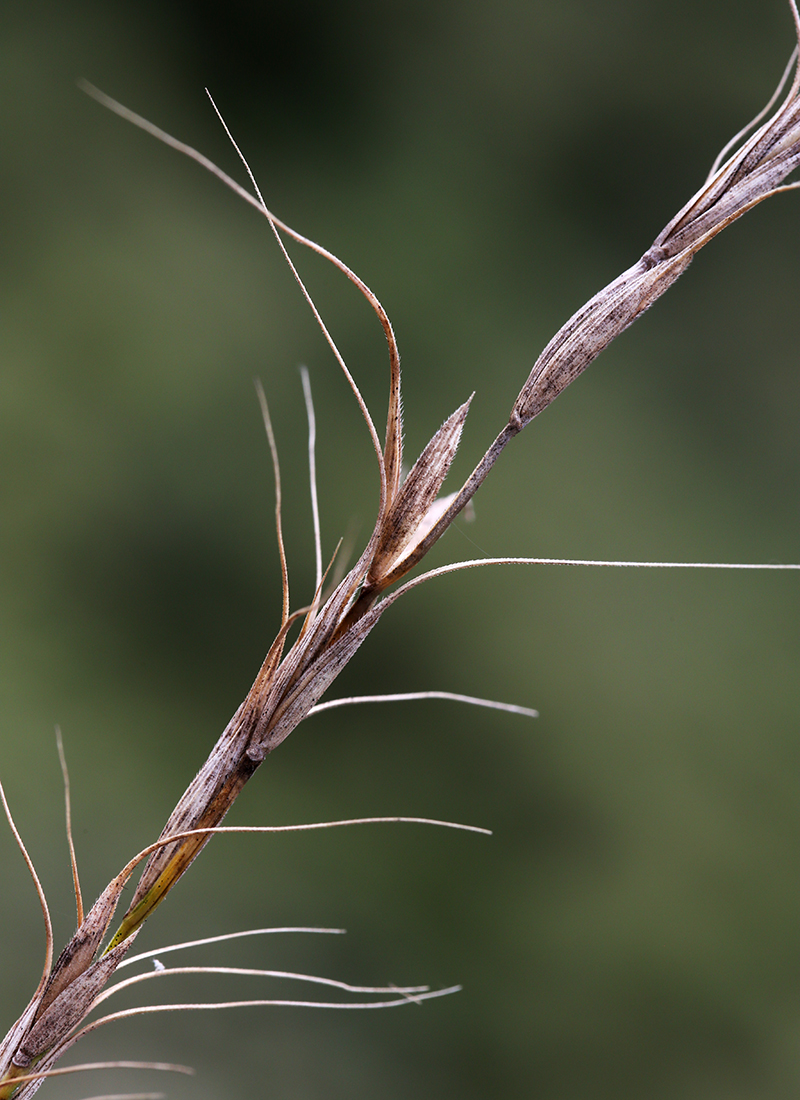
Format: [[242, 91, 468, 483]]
[[3, 1, 800, 1097]]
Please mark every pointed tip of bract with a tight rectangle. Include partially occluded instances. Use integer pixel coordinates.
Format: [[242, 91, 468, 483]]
[[366, 396, 472, 591]]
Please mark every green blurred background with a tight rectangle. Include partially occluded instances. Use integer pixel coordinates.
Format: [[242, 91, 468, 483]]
[[3, 0, 800, 1097]]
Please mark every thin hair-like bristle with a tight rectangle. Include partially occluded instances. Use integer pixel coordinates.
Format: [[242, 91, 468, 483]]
[[0, 780, 53, 1000], [69, 985, 464, 1052], [255, 378, 290, 626], [203, 89, 389, 513], [55, 726, 84, 926], [310, 691, 538, 720], [387, 555, 800, 605], [95, 965, 432, 1011], [77, 1094, 166, 1100], [119, 926, 346, 970], [5, 1062, 194, 1088], [706, 45, 799, 181], [77, 1093, 166, 1100], [300, 366, 323, 596]]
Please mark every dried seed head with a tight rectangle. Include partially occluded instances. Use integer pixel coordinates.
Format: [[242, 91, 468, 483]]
[[366, 397, 472, 591], [4, 13, 800, 1094], [512, 1, 800, 428], [83, 13, 800, 950], [13, 939, 136, 1069]]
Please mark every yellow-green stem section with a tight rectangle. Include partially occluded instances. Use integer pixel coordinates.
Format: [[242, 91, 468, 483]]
[[0, 1061, 31, 1099], [104, 750, 260, 952], [103, 835, 211, 952]]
